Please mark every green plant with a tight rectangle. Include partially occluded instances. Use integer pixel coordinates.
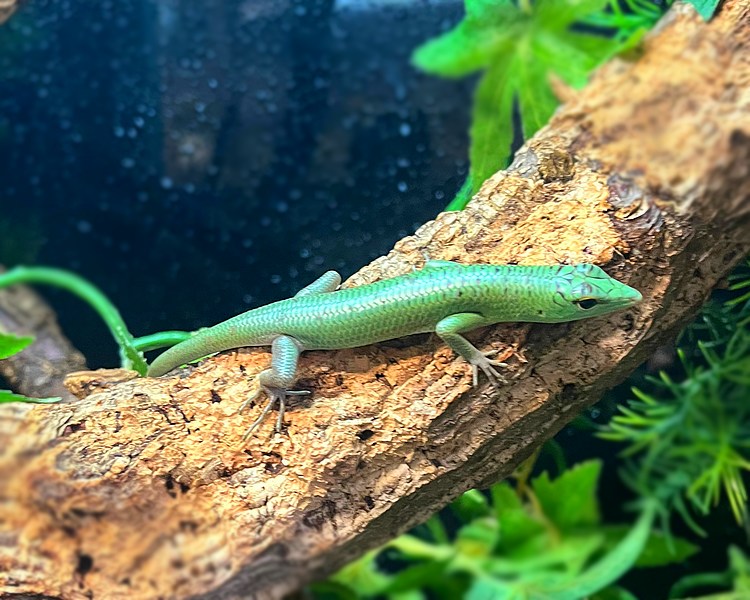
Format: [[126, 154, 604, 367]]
[[312, 461, 695, 599], [0, 266, 149, 375], [601, 259, 750, 531], [0, 332, 60, 404], [669, 545, 750, 599], [413, 0, 720, 212], [411, 0, 653, 211], [0, 268, 195, 376]]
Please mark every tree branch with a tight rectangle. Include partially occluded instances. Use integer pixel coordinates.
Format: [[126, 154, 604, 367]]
[[0, 270, 87, 401], [1, 2, 749, 599]]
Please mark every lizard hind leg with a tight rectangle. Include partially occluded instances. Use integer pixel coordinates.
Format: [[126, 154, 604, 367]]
[[240, 335, 308, 440], [241, 382, 310, 441]]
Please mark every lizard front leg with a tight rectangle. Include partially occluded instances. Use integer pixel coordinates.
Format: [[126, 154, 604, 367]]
[[241, 334, 307, 439], [435, 313, 509, 387]]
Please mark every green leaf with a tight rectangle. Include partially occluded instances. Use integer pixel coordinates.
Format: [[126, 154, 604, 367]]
[[514, 52, 559, 139], [490, 482, 546, 553], [455, 517, 500, 559], [465, 577, 512, 600], [388, 535, 454, 562], [669, 545, 750, 598], [468, 56, 516, 196], [330, 548, 392, 596], [541, 502, 656, 599], [533, 460, 602, 533], [411, 1, 521, 78], [445, 178, 474, 211], [600, 525, 699, 568], [590, 585, 639, 600], [0, 390, 60, 404], [533, 29, 620, 88], [383, 561, 452, 595], [390, 591, 427, 600], [535, 0, 610, 29], [685, 0, 721, 20], [465, 0, 515, 19], [423, 514, 450, 545], [0, 331, 34, 360], [451, 488, 491, 522], [307, 580, 359, 600], [728, 545, 750, 592], [483, 533, 604, 577]]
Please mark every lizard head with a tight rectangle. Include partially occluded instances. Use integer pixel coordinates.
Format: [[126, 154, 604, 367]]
[[537, 263, 642, 322]]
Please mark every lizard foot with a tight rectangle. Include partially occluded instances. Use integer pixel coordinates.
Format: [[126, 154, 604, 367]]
[[470, 350, 509, 388], [241, 386, 310, 441]]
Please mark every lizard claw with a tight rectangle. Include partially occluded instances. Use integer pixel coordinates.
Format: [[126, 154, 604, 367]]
[[470, 351, 509, 388], [241, 386, 310, 441]]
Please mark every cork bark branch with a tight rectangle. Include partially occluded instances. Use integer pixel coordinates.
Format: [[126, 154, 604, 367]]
[[0, 272, 88, 401], [2, 2, 750, 599]]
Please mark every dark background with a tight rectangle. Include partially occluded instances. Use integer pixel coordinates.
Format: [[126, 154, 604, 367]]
[[0, 0, 471, 367]]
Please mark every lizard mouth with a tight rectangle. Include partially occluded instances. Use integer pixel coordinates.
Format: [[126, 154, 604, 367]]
[[612, 286, 643, 309]]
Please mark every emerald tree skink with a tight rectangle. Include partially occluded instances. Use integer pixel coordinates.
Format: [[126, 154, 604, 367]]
[[148, 261, 642, 436]]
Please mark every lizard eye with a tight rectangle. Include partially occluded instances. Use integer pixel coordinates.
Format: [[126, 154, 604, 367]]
[[575, 298, 599, 310]]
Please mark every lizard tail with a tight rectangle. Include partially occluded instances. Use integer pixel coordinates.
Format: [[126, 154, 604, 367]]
[[146, 326, 239, 377]]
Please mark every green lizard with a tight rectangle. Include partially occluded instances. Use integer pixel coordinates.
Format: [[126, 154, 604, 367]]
[[148, 261, 642, 437]]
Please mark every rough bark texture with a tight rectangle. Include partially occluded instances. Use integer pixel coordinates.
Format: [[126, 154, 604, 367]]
[[2, 2, 750, 599], [0, 273, 88, 401]]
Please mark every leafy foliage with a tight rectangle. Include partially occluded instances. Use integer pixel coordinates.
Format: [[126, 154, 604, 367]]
[[312, 461, 693, 599], [413, 0, 719, 212], [0, 331, 33, 360], [0, 332, 60, 404], [669, 545, 750, 599], [412, 0, 660, 211], [601, 260, 750, 531]]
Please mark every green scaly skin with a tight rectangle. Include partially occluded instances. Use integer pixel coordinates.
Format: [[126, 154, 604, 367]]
[[148, 261, 642, 437]]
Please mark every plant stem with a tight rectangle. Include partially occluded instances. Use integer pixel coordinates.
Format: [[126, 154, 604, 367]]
[[0, 266, 147, 375], [133, 330, 192, 353]]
